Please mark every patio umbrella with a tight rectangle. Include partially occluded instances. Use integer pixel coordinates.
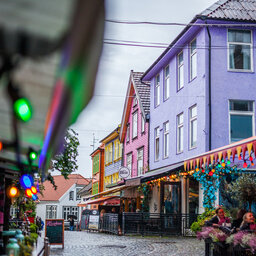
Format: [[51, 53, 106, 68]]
[[67, 215, 77, 220]]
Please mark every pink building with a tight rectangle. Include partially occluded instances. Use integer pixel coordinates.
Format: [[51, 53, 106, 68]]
[[120, 71, 150, 178]]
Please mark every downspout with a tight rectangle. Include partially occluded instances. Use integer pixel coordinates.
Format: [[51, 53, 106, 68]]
[[205, 20, 212, 151]]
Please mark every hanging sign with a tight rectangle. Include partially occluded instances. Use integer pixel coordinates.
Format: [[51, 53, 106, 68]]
[[119, 166, 130, 179]]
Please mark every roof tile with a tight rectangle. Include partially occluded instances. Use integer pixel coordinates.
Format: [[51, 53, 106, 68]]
[[131, 71, 150, 115], [38, 174, 90, 201], [200, 0, 256, 21]]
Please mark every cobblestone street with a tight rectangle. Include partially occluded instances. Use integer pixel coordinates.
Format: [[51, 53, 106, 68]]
[[50, 231, 204, 256]]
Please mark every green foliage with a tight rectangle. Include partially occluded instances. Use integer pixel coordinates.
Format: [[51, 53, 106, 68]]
[[190, 209, 216, 232], [9, 222, 18, 229], [51, 128, 80, 180], [138, 183, 152, 212], [227, 173, 256, 211], [190, 222, 201, 233], [18, 232, 38, 256], [30, 233, 38, 243], [18, 242, 33, 256], [30, 223, 38, 233]]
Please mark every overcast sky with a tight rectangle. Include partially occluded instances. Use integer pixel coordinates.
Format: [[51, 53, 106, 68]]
[[71, 0, 217, 178]]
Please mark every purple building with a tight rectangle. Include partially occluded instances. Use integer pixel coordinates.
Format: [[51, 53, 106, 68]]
[[142, 0, 256, 214]]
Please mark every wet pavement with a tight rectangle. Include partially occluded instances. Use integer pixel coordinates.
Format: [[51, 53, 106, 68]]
[[50, 231, 204, 256]]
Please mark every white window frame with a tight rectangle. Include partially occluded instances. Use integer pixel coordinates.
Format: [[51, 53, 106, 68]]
[[76, 188, 81, 201], [126, 153, 132, 174], [132, 111, 138, 139], [10, 206, 18, 219], [133, 94, 138, 106], [227, 29, 253, 72], [178, 51, 184, 90], [163, 121, 169, 158], [164, 65, 170, 101], [69, 191, 74, 201], [126, 124, 130, 143], [155, 127, 160, 161], [177, 113, 184, 153], [190, 39, 197, 80], [137, 147, 144, 176], [189, 105, 197, 149], [46, 205, 57, 219], [229, 100, 254, 143], [63, 206, 79, 221], [141, 114, 145, 134], [155, 74, 160, 107]]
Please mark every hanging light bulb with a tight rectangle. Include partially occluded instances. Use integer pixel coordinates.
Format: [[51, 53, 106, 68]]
[[243, 161, 248, 168]]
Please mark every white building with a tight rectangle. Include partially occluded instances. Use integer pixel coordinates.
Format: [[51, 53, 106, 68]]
[[36, 174, 90, 225]]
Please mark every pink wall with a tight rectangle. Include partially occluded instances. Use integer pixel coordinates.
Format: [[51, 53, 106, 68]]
[[123, 96, 149, 177]]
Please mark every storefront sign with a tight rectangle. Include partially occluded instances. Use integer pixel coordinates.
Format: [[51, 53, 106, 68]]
[[88, 215, 99, 230], [119, 166, 130, 179]]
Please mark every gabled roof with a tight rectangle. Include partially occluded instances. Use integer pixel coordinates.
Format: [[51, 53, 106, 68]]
[[200, 0, 256, 21], [77, 182, 92, 196], [90, 143, 104, 157], [100, 125, 120, 144], [142, 0, 256, 81], [120, 71, 150, 142], [38, 174, 90, 201], [132, 72, 151, 115]]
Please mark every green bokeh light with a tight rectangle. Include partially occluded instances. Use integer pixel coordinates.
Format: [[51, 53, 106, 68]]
[[29, 152, 37, 160], [13, 98, 32, 122]]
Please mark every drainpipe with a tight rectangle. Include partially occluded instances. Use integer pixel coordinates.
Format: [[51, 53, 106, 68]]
[[205, 20, 212, 151]]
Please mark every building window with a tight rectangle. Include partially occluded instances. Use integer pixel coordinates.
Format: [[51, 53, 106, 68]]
[[76, 188, 81, 200], [127, 153, 132, 173], [190, 39, 197, 80], [189, 105, 197, 149], [155, 127, 160, 161], [137, 148, 144, 176], [155, 74, 160, 107], [126, 124, 130, 143], [69, 191, 74, 201], [164, 65, 170, 100], [132, 111, 138, 139], [141, 114, 145, 134], [119, 143, 122, 158], [163, 121, 169, 158], [63, 206, 79, 221], [133, 94, 138, 106], [108, 142, 113, 164], [46, 205, 57, 219], [10, 206, 18, 219], [177, 113, 184, 153], [229, 100, 254, 143], [178, 51, 184, 90], [228, 29, 252, 71], [114, 140, 120, 160]]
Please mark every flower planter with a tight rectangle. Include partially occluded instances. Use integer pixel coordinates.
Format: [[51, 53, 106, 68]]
[[28, 217, 34, 224]]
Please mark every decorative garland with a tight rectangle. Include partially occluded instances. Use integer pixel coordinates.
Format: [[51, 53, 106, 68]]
[[180, 160, 244, 209]]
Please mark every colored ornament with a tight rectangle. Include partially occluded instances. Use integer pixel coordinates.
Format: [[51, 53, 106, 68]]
[[209, 171, 213, 176]]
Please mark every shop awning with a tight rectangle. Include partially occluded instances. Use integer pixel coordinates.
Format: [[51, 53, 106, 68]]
[[141, 161, 183, 182], [77, 196, 119, 206], [184, 136, 256, 171], [83, 185, 127, 200]]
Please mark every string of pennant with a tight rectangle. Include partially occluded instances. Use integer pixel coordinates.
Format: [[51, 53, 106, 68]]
[[184, 141, 256, 171]]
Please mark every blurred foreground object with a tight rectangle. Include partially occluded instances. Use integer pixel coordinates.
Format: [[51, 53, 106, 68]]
[[39, 0, 105, 176], [0, 0, 105, 176]]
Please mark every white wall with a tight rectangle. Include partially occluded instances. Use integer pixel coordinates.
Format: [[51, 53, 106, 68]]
[[149, 185, 160, 213], [36, 184, 85, 223]]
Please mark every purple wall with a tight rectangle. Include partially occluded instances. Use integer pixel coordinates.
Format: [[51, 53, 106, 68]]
[[145, 19, 256, 171]]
